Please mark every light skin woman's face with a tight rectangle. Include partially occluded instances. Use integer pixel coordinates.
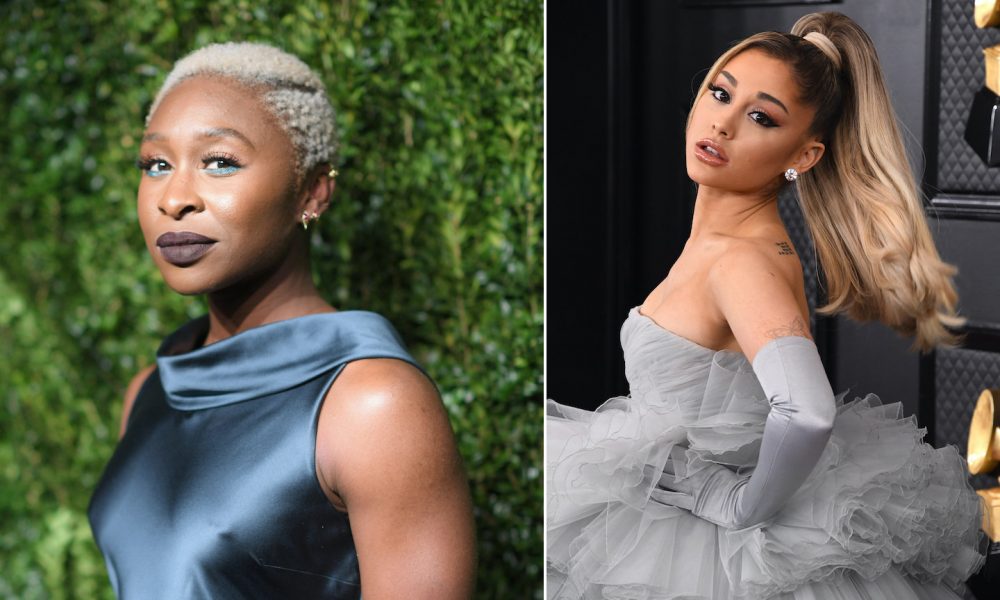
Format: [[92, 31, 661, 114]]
[[685, 48, 824, 194], [137, 76, 304, 296]]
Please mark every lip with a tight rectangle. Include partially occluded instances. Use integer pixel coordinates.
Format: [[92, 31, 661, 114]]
[[156, 231, 217, 247], [693, 138, 729, 166], [155, 231, 217, 266]]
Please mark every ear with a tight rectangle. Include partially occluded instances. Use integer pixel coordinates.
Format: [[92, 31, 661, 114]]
[[792, 138, 825, 175], [298, 164, 336, 219]]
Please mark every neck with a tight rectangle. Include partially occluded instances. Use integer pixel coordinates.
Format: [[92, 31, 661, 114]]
[[689, 183, 782, 241], [203, 239, 334, 345]]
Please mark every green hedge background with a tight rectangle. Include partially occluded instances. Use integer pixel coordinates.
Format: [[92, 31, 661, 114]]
[[0, 1, 542, 598]]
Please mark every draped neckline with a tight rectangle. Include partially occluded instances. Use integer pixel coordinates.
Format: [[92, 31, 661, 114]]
[[156, 310, 407, 410]]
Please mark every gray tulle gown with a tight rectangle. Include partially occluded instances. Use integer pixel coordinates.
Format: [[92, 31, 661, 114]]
[[547, 307, 986, 599]]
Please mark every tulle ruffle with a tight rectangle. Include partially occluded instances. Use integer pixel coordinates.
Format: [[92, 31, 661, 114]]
[[547, 348, 986, 600]]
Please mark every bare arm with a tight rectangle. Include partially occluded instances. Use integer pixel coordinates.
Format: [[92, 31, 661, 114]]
[[120, 364, 156, 439], [317, 359, 476, 599]]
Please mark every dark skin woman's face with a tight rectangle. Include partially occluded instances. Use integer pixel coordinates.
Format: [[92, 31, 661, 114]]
[[137, 76, 305, 296]]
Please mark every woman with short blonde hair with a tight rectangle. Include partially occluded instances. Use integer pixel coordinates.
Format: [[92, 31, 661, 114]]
[[89, 42, 476, 599]]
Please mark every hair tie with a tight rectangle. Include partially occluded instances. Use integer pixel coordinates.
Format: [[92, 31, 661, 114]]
[[803, 31, 842, 70]]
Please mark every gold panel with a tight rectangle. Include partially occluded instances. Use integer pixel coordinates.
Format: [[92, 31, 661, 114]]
[[976, 0, 1000, 28], [968, 389, 1000, 475], [986, 46, 1000, 95], [977, 488, 1000, 542]]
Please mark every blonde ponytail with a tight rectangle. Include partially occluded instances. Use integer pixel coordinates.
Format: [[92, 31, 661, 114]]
[[689, 12, 964, 351], [793, 13, 963, 351]]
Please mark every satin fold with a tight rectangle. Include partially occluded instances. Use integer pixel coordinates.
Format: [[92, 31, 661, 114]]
[[156, 311, 415, 410]]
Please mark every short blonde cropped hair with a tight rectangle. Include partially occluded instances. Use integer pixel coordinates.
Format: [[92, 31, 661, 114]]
[[145, 41, 337, 179]]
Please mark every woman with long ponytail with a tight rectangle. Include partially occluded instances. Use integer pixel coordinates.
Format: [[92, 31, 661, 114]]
[[547, 12, 985, 599]]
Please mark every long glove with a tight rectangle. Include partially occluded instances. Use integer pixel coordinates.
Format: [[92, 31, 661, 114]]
[[654, 335, 836, 529]]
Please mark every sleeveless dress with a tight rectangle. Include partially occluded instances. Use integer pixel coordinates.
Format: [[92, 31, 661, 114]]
[[88, 310, 421, 599], [547, 307, 986, 600]]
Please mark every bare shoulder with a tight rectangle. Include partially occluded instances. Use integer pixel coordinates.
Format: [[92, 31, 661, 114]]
[[318, 356, 446, 451], [316, 358, 476, 597], [322, 358, 443, 424], [709, 237, 811, 362], [120, 363, 157, 438], [712, 236, 803, 282], [708, 237, 803, 300], [316, 357, 460, 501]]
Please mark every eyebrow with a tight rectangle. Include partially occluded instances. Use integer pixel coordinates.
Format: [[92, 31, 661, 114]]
[[142, 127, 256, 149], [719, 70, 790, 115]]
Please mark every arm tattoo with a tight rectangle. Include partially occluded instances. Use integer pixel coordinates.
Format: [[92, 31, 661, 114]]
[[775, 241, 795, 256], [765, 316, 809, 340]]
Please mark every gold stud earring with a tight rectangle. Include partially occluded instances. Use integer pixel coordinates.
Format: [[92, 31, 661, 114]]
[[328, 167, 339, 178]]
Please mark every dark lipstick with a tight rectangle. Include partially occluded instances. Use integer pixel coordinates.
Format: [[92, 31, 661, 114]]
[[155, 231, 216, 266]]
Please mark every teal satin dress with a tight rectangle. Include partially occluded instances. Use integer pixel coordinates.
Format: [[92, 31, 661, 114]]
[[88, 311, 422, 599]]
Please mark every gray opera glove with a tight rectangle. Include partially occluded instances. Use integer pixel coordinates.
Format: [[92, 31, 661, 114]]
[[657, 336, 836, 529]]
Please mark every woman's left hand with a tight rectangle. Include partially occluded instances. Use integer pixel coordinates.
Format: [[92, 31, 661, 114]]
[[652, 445, 749, 529]]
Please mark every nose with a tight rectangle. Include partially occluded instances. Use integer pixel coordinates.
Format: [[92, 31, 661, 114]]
[[712, 119, 731, 139], [711, 105, 736, 138], [157, 168, 204, 220]]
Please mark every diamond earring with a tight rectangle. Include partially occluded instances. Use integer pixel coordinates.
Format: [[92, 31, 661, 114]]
[[784, 168, 799, 182]]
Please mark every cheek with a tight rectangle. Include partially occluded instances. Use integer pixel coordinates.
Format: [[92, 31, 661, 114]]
[[212, 180, 296, 255], [734, 135, 792, 172], [730, 156, 779, 191], [718, 141, 789, 193], [735, 151, 772, 172]]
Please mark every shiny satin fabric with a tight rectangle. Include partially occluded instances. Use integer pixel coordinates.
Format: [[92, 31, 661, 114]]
[[88, 311, 421, 599]]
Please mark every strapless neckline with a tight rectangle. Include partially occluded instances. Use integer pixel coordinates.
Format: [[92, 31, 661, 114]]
[[629, 306, 745, 358]]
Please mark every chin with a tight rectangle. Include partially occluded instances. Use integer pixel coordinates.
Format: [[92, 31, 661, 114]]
[[157, 269, 220, 297], [152, 259, 231, 297], [685, 151, 710, 181], [685, 157, 712, 186]]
